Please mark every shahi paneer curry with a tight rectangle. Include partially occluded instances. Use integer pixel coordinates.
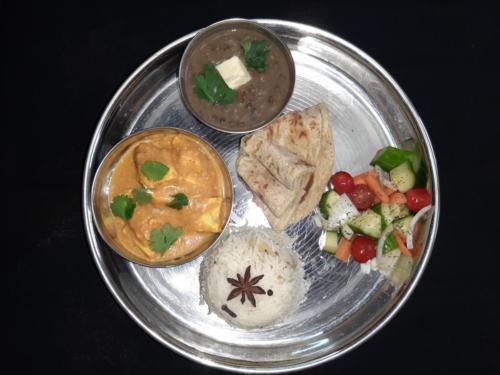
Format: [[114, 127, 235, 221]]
[[107, 129, 232, 264]]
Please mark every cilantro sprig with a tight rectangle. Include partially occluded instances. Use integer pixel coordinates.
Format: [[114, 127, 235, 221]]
[[167, 193, 189, 210], [242, 40, 270, 73], [110, 195, 136, 221], [141, 161, 169, 181], [111, 186, 151, 221], [132, 187, 152, 205], [149, 224, 183, 254], [193, 64, 237, 105]]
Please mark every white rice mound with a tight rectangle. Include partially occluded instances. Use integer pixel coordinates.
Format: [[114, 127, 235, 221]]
[[200, 228, 306, 329]]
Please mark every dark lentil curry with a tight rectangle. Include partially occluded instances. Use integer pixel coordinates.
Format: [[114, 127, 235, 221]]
[[184, 27, 293, 132]]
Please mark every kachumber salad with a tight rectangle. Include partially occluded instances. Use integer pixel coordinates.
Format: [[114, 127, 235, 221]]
[[316, 145, 433, 285]]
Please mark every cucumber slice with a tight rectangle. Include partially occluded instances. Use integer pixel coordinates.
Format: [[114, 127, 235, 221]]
[[372, 202, 409, 229], [319, 190, 340, 219], [393, 215, 413, 236], [371, 146, 422, 173], [341, 224, 354, 240], [389, 255, 413, 285], [321, 231, 339, 254], [390, 161, 416, 193], [371, 202, 387, 230], [398, 140, 429, 188], [383, 233, 399, 254], [382, 203, 409, 225], [378, 248, 401, 276], [348, 209, 382, 239], [383, 203, 410, 224]]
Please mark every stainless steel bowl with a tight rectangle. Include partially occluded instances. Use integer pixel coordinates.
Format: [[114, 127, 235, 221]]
[[83, 19, 439, 373], [91, 127, 234, 268], [178, 18, 296, 133]]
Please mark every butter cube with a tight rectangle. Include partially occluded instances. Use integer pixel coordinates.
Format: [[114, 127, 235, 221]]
[[215, 56, 251, 90]]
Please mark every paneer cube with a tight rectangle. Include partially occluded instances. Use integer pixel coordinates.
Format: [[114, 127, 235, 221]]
[[215, 56, 251, 90], [192, 197, 224, 232]]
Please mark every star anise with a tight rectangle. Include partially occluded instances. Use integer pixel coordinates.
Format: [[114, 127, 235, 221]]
[[226, 265, 265, 307]]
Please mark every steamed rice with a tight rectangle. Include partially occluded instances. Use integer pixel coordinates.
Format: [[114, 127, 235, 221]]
[[200, 228, 306, 328]]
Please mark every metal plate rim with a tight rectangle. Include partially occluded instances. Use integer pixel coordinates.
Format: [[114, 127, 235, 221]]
[[82, 18, 440, 373]]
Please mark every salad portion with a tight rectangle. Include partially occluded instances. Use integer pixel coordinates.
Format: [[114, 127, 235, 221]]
[[316, 144, 433, 285]]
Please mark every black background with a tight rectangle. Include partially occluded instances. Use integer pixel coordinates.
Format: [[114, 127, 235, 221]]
[[5, 0, 500, 373]]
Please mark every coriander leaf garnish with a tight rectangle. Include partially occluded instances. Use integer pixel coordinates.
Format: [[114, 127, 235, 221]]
[[149, 224, 183, 254], [132, 187, 152, 205], [193, 64, 237, 105], [167, 193, 189, 210], [141, 160, 168, 181], [110, 195, 136, 221], [242, 40, 270, 73]]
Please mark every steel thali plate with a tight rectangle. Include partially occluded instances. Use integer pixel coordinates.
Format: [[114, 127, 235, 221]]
[[82, 19, 439, 373]]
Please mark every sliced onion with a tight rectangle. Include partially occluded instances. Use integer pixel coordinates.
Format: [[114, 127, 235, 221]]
[[377, 224, 394, 262], [313, 207, 329, 228], [313, 211, 323, 228], [360, 262, 371, 274], [360, 258, 379, 274], [406, 205, 433, 249], [318, 230, 326, 249], [374, 165, 398, 190]]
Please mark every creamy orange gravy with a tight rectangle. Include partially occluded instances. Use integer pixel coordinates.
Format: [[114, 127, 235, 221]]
[[109, 131, 231, 263]]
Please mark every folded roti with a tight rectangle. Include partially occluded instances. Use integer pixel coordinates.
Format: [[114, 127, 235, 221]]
[[237, 103, 334, 231], [261, 104, 324, 165], [241, 135, 315, 190], [236, 155, 301, 218]]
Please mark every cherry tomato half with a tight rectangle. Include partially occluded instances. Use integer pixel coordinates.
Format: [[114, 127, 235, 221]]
[[351, 235, 377, 263], [330, 171, 355, 194], [405, 188, 432, 212], [348, 184, 375, 210]]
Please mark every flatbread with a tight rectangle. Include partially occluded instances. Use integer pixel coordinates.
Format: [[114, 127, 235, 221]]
[[237, 155, 301, 218], [237, 103, 334, 231], [241, 136, 315, 190], [261, 104, 324, 165]]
